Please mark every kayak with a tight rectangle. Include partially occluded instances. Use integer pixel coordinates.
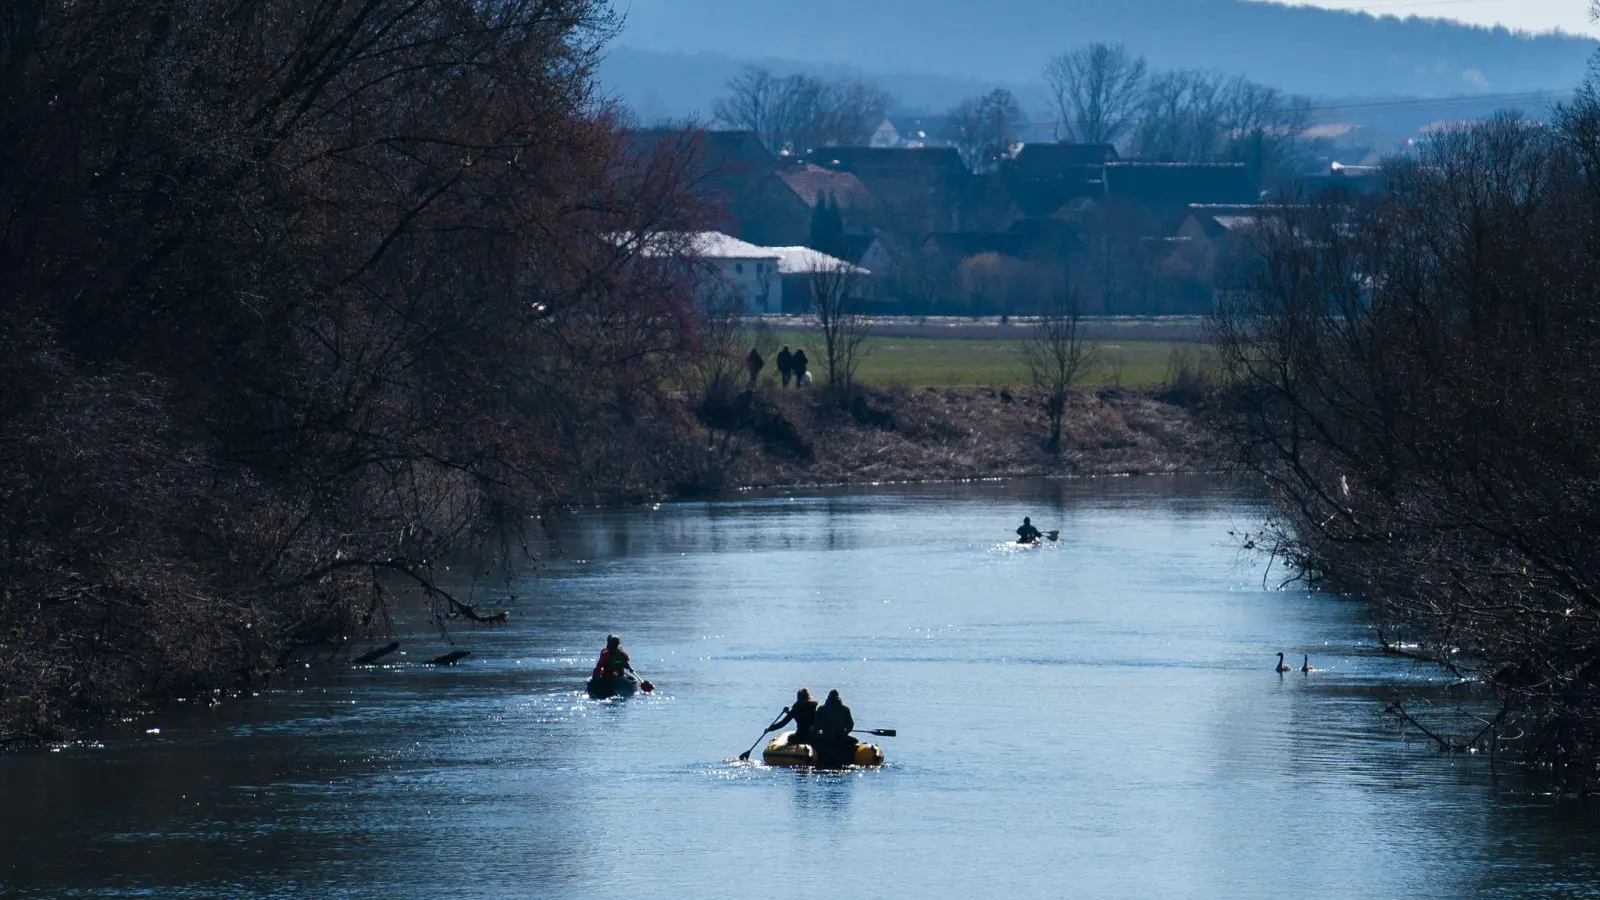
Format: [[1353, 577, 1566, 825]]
[[586, 671, 642, 699], [762, 731, 885, 768]]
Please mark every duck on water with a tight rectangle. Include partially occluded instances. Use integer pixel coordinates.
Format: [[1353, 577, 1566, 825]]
[[1274, 652, 1314, 674]]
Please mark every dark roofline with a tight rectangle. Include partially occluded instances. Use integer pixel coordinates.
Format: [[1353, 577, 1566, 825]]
[[1107, 161, 1250, 169]]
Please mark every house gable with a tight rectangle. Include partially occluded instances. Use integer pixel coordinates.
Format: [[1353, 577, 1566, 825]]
[[1103, 162, 1260, 208]]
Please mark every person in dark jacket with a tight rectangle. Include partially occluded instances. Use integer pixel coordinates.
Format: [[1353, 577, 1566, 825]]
[[592, 634, 633, 680], [747, 347, 764, 390], [776, 345, 794, 388], [813, 689, 857, 753], [791, 348, 809, 387], [770, 687, 819, 744], [1016, 517, 1043, 544]]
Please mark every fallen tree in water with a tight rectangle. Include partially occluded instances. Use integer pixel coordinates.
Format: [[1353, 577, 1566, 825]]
[[1211, 100, 1600, 792]]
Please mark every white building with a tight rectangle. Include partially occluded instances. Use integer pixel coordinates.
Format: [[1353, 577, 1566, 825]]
[[682, 232, 784, 314], [764, 245, 871, 278], [623, 231, 781, 314], [628, 232, 867, 315], [763, 245, 873, 313]]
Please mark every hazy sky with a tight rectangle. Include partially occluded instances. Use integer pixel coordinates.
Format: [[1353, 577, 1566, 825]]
[[1273, 0, 1599, 35]]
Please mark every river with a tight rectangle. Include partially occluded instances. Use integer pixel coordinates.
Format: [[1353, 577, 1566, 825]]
[[3, 477, 1598, 899]]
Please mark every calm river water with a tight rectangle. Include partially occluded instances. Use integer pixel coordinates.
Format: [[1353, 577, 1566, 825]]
[[3, 477, 1599, 899]]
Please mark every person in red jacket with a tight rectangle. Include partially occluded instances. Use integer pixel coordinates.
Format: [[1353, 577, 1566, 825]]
[[592, 634, 633, 680]]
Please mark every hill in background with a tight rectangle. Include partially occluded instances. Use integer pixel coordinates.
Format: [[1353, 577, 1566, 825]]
[[604, 0, 1596, 122]]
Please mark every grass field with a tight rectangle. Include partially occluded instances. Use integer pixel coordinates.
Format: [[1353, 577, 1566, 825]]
[[760, 330, 1199, 389]]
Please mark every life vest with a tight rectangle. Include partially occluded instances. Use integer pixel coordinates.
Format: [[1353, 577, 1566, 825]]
[[598, 647, 628, 675]]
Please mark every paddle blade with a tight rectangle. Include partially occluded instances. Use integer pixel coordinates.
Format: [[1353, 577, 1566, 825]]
[[641, 681, 655, 693], [1047, 530, 1060, 542], [738, 749, 753, 761]]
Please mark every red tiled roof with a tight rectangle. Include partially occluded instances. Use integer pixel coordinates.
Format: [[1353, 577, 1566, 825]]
[[775, 164, 873, 209]]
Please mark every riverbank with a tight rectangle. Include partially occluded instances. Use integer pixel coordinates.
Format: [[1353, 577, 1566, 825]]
[[696, 384, 1213, 492]]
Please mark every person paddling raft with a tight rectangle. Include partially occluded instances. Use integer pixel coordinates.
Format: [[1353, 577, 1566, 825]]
[[1016, 517, 1043, 544], [814, 689, 858, 754], [770, 687, 820, 744]]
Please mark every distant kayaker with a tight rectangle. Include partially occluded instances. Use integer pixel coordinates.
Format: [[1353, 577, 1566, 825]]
[[592, 634, 633, 680], [814, 689, 857, 752], [771, 687, 819, 744], [1016, 517, 1043, 544]]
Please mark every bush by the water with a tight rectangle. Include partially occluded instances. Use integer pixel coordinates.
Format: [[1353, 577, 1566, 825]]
[[1213, 100, 1600, 791]]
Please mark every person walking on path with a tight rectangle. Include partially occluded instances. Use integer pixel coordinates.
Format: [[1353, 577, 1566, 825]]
[[746, 346, 764, 390], [776, 345, 794, 389], [791, 348, 809, 388]]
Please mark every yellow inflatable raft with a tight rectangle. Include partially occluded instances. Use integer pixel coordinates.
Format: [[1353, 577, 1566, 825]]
[[761, 732, 885, 767]]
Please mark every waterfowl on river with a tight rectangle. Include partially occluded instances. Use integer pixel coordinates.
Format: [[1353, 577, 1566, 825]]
[[1300, 654, 1314, 673], [1275, 652, 1292, 673]]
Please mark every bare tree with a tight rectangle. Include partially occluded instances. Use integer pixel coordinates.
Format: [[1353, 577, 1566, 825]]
[[1024, 291, 1098, 453], [807, 258, 874, 406], [1211, 108, 1600, 791], [714, 67, 892, 154], [822, 78, 896, 148], [1220, 79, 1313, 184], [1129, 69, 1309, 179], [1131, 69, 1229, 161], [0, 0, 713, 745], [1044, 43, 1149, 145], [947, 88, 1023, 172], [713, 66, 787, 146]]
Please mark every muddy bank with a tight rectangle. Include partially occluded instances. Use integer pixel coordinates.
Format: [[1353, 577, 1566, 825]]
[[697, 384, 1214, 491]]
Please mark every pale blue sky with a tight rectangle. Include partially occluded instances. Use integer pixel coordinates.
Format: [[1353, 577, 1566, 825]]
[[1271, 0, 1598, 35]]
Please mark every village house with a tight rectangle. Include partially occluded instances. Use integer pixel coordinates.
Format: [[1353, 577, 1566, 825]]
[[774, 163, 876, 233], [675, 232, 784, 315], [1103, 162, 1261, 211], [628, 129, 806, 245], [762, 245, 874, 313], [806, 146, 972, 235], [1291, 161, 1387, 203], [868, 115, 958, 149], [629, 231, 870, 315], [1001, 142, 1119, 218]]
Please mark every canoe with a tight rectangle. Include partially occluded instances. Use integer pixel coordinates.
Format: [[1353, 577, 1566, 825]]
[[761, 731, 885, 768], [1015, 530, 1061, 546], [585, 671, 641, 699]]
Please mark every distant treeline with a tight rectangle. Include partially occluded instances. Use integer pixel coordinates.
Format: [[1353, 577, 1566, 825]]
[[609, 0, 1595, 112]]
